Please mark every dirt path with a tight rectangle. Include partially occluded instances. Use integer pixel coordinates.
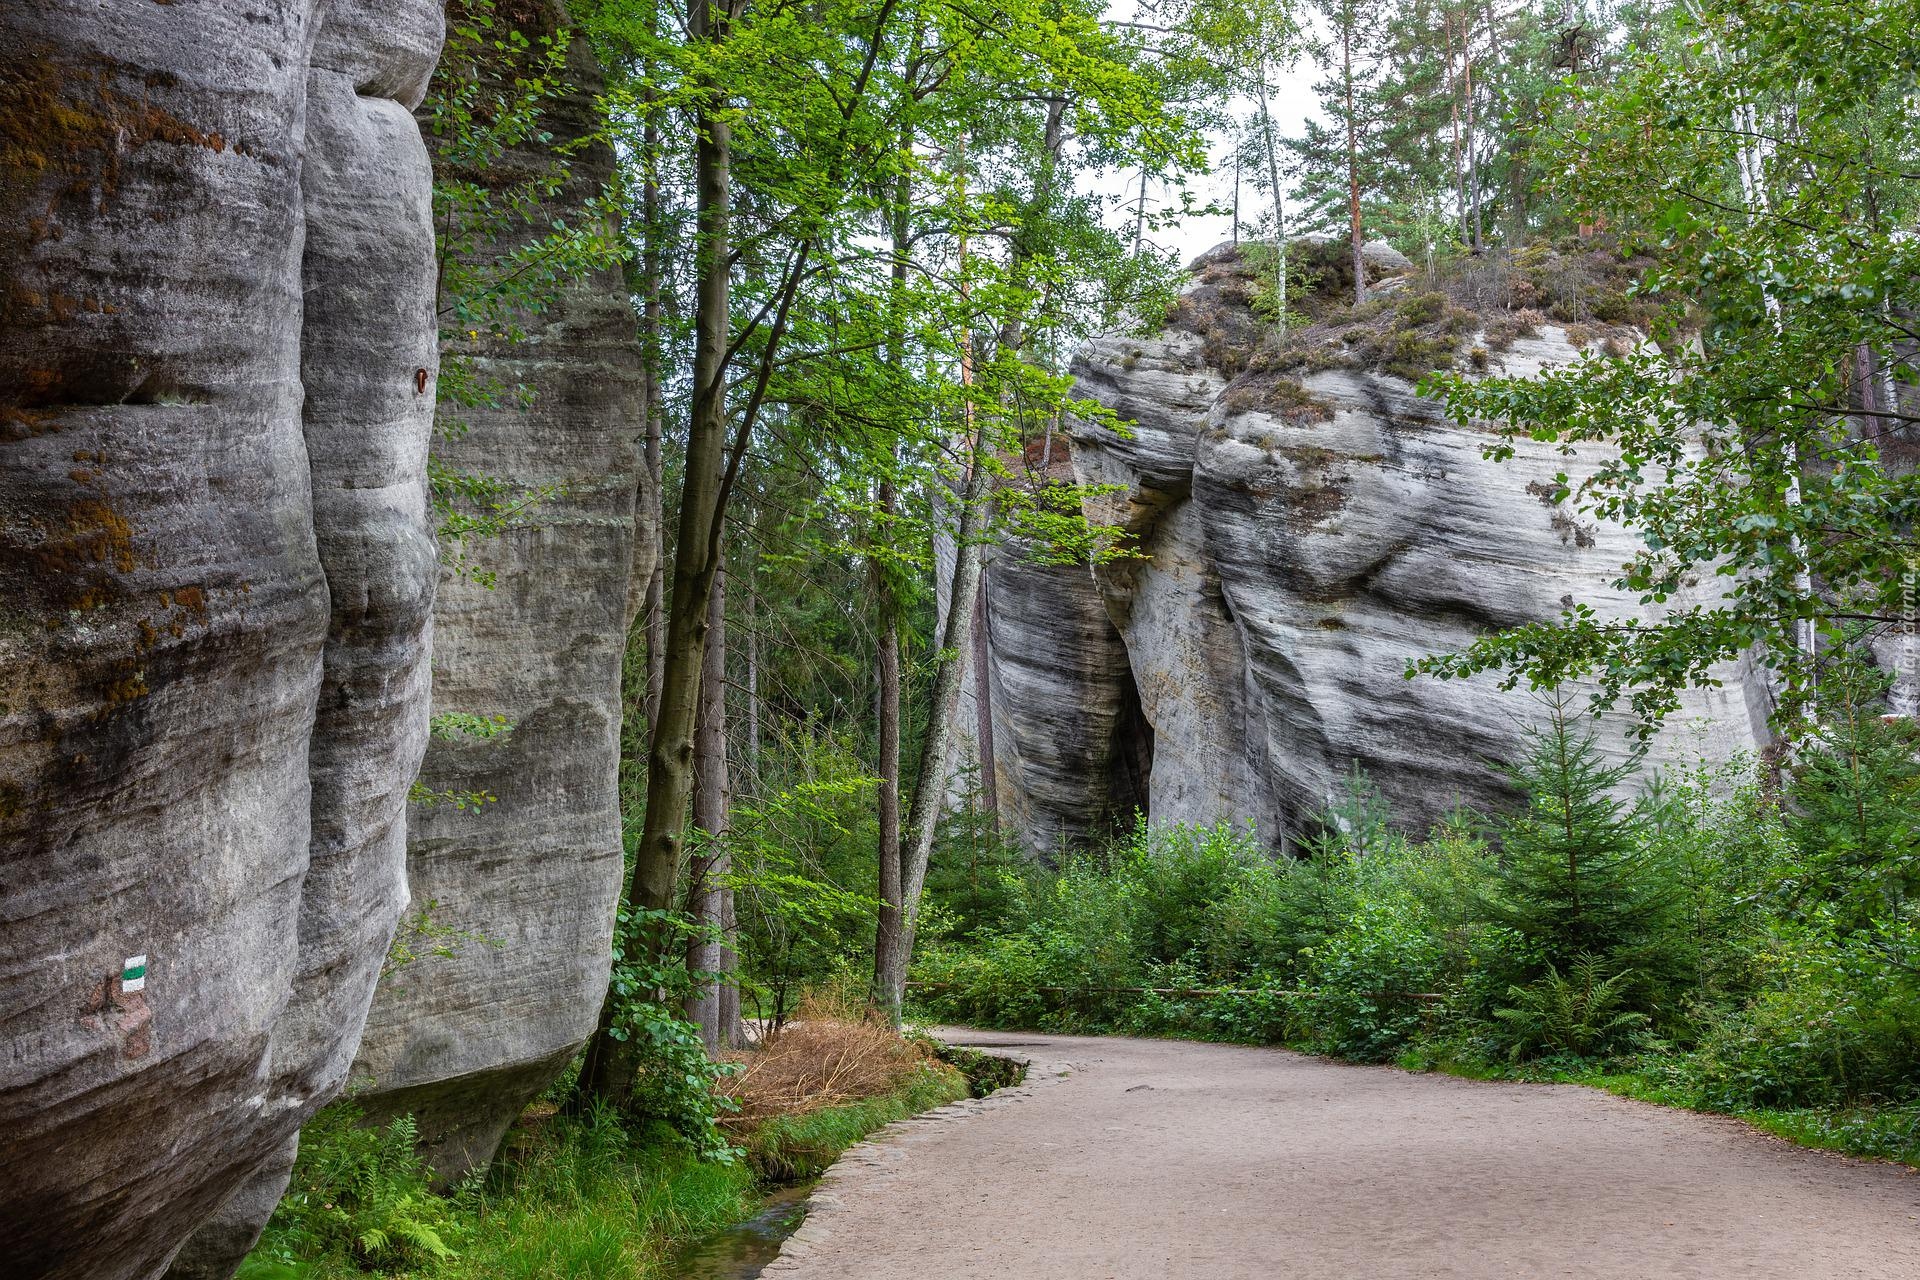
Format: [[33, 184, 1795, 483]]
[[762, 1029, 1920, 1278]]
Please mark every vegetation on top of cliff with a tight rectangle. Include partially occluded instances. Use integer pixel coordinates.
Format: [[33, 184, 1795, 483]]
[[1161, 234, 1673, 417]]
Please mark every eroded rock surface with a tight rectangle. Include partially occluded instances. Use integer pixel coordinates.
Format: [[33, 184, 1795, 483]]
[[981, 244, 1769, 852], [1, 4, 443, 1278], [347, 2, 652, 1182]]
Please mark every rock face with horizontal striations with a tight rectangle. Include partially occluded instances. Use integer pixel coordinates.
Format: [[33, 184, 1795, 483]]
[[978, 243, 1770, 853], [346, 0, 652, 1184], [0, 3, 444, 1279], [951, 457, 1152, 858]]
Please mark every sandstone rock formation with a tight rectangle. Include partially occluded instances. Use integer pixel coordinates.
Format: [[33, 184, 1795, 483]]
[[1, 4, 444, 1278], [975, 244, 1770, 853], [347, 2, 653, 1183]]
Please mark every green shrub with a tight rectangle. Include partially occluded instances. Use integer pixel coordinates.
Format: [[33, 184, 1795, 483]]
[[1492, 956, 1651, 1062], [1478, 707, 1674, 989], [1686, 921, 1920, 1109], [243, 1107, 467, 1275], [1784, 666, 1920, 940]]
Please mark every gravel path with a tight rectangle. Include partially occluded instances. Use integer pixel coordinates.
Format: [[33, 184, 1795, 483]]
[[762, 1029, 1920, 1278]]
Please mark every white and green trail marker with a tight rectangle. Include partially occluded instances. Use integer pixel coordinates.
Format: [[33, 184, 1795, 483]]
[[121, 955, 147, 994]]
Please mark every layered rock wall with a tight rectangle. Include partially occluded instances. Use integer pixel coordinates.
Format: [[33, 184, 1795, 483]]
[[1, 4, 443, 1278], [348, 1, 652, 1181]]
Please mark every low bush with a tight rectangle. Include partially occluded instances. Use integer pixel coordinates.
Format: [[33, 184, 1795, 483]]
[[241, 1105, 752, 1280], [246, 998, 972, 1278], [723, 993, 942, 1126]]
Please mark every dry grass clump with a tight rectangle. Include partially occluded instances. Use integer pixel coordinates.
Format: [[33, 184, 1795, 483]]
[[720, 993, 935, 1129], [1220, 376, 1336, 425]]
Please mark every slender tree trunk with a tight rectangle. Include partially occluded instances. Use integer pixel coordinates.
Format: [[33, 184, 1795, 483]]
[[642, 97, 667, 728], [1254, 68, 1287, 329], [684, 565, 729, 1053], [633, 63, 730, 947], [872, 478, 904, 1014], [1712, 18, 1816, 708], [716, 878, 740, 1047], [873, 132, 990, 1025], [866, 46, 921, 1021], [1462, 16, 1482, 252], [872, 417, 992, 1024], [970, 569, 998, 834], [577, 0, 732, 1102], [1232, 138, 1240, 244], [1343, 25, 1366, 304], [744, 558, 760, 784], [1132, 166, 1149, 255], [1447, 12, 1467, 246]]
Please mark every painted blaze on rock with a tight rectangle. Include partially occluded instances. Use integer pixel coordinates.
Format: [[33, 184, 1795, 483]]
[[0, 4, 444, 1279]]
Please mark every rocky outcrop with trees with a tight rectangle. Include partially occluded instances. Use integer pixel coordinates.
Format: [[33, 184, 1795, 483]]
[[972, 242, 1772, 854]]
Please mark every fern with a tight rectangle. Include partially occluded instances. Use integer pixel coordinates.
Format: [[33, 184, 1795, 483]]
[[1494, 955, 1650, 1061], [253, 1105, 465, 1269]]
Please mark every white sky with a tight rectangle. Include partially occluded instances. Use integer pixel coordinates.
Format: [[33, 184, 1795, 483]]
[[1093, 7, 1325, 267]]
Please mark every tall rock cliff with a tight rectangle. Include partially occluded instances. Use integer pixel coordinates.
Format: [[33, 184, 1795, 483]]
[[977, 243, 1771, 853], [347, 0, 653, 1183], [0, 4, 444, 1279]]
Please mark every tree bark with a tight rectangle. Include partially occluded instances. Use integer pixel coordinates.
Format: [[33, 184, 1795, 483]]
[[576, 0, 732, 1103], [871, 102, 913, 1017], [1253, 68, 1287, 329], [744, 557, 761, 785], [1462, 12, 1482, 252], [872, 418, 992, 1024], [970, 575, 999, 835], [1447, 11, 1468, 247], [872, 480, 904, 1015], [642, 93, 667, 729], [1132, 166, 1149, 255], [684, 564, 730, 1053]]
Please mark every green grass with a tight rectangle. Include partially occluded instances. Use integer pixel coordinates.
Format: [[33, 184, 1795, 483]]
[[1742, 1103, 1920, 1165], [746, 1062, 969, 1182], [1419, 1054, 1920, 1169], [1397, 1045, 1920, 1171], [241, 1062, 970, 1280]]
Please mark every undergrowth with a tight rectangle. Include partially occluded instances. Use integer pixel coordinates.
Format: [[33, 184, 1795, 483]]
[[913, 686, 1920, 1172], [745, 1062, 968, 1182], [241, 1012, 971, 1279]]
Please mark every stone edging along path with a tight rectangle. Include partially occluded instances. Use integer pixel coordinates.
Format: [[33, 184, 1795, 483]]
[[758, 1042, 1071, 1274]]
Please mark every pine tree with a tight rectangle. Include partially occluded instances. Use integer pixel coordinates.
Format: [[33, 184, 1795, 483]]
[[1786, 663, 1920, 939], [1480, 702, 1670, 979], [1291, 0, 1391, 300]]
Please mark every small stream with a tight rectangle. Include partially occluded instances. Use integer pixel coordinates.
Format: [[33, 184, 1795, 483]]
[[669, 1045, 1025, 1278], [669, 1180, 815, 1279]]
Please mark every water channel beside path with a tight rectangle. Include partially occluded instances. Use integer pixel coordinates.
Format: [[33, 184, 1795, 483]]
[[671, 1038, 1029, 1278], [669, 1181, 814, 1280]]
